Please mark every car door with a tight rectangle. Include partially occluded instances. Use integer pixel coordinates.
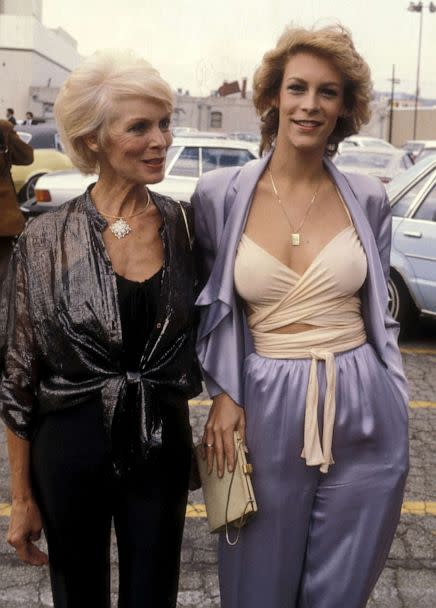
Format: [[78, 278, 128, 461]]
[[393, 176, 436, 314]]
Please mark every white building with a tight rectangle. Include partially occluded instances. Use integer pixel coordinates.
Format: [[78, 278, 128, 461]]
[[173, 91, 260, 134], [0, 0, 81, 121]]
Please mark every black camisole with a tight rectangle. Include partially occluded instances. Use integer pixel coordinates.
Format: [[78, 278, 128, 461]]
[[115, 267, 163, 369]]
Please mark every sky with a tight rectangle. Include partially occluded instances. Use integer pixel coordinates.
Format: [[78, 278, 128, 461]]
[[43, 0, 436, 99]]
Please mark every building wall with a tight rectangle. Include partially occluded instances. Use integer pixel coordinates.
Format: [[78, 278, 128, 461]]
[[0, 11, 80, 121], [0, 0, 42, 19], [389, 108, 436, 146], [173, 94, 259, 133]]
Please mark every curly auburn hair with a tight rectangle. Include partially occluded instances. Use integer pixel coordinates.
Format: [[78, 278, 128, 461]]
[[252, 24, 373, 156]]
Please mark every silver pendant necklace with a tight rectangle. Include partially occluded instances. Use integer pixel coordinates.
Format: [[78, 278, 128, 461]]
[[100, 188, 151, 239], [268, 166, 321, 246]]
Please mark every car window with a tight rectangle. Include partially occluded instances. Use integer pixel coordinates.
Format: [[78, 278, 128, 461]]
[[169, 146, 199, 177], [335, 153, 391, 169], [414, 184, 436, 221], [54, 133, 64, 152], [390, 171, 434, 217], [202, 147, 255, 173], [26, 131, 55, 148], [418, 148, 436, 161], [387, 156, 436, 200], [402, 154, 413, 169], [17, 131, 32, 144], [165, 146, 181, 170]]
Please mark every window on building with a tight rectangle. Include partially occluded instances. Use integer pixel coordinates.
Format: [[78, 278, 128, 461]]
[[210, 111, 222, 129]]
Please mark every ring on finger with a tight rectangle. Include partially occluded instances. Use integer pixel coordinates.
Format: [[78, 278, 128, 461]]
[[204, 442, 214, 448]]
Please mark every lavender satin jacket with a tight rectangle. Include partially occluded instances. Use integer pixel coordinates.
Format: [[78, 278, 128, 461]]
[[192, 151, 408, 409]]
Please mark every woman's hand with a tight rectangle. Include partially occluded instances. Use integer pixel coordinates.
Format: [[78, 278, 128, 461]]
[[7, 498, 48, 566], [202, 393, 246, 477]]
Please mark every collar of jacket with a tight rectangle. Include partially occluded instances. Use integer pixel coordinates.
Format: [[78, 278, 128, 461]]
[[196, 150, 389, 354], [81, 183, 169, 234]]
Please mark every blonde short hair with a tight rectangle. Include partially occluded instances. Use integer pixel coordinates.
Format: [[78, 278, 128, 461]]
[[54, 49, 173, 174], [253, 25, 373, 156]]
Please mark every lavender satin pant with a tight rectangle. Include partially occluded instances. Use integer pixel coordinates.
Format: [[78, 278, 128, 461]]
[[219, 343, 409, 608]]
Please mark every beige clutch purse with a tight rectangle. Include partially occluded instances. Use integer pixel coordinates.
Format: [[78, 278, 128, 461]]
[[195, 431, 257, 545]]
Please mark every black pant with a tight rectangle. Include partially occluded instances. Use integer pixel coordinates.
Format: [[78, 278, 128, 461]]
[[31, 400, 192, 608]]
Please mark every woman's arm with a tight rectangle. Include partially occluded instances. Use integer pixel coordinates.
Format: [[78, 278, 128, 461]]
[[1, 244, 47, 565], [6, 430, 48, 565]]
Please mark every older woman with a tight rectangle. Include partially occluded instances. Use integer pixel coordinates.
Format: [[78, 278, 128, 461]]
[[0, 50, 201, 608], [193, 25, 409, 608]]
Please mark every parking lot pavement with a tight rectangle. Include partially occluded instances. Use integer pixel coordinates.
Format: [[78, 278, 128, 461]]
[[0, 331, 435, 607]]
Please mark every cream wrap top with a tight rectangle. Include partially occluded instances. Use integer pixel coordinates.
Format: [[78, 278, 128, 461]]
[[234, 222, 368, 473]]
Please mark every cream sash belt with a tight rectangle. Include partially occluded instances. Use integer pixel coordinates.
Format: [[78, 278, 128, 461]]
[[234, 226, 368, 473], [252, 331, 366, 474]]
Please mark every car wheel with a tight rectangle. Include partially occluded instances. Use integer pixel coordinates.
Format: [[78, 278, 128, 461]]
[[388, 270, 418, 336], [18, 173, 46, 203]]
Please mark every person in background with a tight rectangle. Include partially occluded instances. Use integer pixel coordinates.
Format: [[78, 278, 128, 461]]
[[6, 108, 16, 125], [24, 112, 35, 125], [1, 49, 201, 608], [0, 119, 33, 279], [193, 24, 409, 608]]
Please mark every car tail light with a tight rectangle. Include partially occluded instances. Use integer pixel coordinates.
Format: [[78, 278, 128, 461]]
[[35, 189, 52, 202]]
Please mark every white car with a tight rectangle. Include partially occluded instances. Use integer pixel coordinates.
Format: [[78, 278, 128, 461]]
[[415, 140, 436, 161], [337, 135, 396, 154], [24, 137, 258, 216]]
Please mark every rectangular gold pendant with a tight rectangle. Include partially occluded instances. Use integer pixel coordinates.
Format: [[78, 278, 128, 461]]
[[291, 233, 300, 246]]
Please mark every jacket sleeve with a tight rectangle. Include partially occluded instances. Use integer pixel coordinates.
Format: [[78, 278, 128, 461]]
[[191, 179, 218, 292], [374, 189, 409, 406], [191, 180, 225, 397], [0, 242, 39, 439], [191, 173, 250, 405]]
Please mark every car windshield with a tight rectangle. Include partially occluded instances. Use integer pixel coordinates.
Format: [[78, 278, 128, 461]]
[[418, 148, 436, 161], [202, 147, 255, 172], [387, 155, 436, 201], [165, 146, 181, 169], [335, 153, 391, 169]]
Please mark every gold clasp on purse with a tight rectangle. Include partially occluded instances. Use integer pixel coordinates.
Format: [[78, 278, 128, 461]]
[[242, 463, 253, 475]]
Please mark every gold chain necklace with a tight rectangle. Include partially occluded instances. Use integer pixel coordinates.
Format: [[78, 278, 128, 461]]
[[268, 166, 321, 246], [100, 188, 151, 239]]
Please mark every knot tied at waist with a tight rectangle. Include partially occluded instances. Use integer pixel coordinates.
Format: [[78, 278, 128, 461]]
[[301, 350, 336, 474], [251, 327, 367, 474]]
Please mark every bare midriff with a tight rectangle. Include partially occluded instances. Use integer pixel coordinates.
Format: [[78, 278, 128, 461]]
[[245, 309, 314, 334]]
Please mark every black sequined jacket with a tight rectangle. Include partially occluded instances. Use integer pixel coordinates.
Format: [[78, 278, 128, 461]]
[[0, 187, 202, 456]]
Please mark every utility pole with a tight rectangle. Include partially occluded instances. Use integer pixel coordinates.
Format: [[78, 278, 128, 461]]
[[407, 2, 436, 140], [387, 65, 400, 144]]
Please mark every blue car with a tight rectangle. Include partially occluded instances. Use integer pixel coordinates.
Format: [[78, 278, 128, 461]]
[[386, 155, 436, 332]]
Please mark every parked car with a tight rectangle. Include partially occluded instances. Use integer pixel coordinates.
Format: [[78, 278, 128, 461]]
[[334, 147, 414, 183], [386, 155, 436, 331], [337, 135, 396, 153], [415, 140, 436, 161], [402, 139, 427, 159], [12, 125, 74, 201], [23, 137, 258, 216], [228, 132, 261, 143]]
